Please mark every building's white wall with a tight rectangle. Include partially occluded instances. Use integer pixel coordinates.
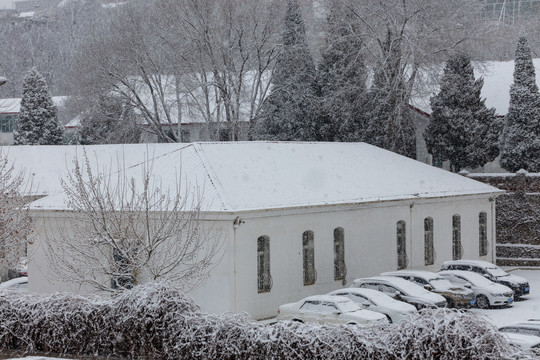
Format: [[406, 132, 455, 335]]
[[28, 212, 235, 314], [28, 195, 495, 320], [233, 196, 495, 319]]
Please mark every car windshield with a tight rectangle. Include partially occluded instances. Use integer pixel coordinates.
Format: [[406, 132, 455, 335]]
[[429, 278, 454, 290], [461, 273, 493, 287], [336, 299, 361, 313], [486, 266, 508, 277], [500, 327, 540, 337]]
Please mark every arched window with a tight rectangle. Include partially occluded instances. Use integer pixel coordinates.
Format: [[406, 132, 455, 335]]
[[257, 236, 271, 293], [479, 212, 488, 256], [424, 217, 434, 266], [334, 228, 345, 281], [397, 221, 407, 270], [452, 215, 462, 260], [303, 230, 316, 286]]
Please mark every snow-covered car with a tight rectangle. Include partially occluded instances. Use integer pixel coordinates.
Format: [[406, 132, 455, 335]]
[[438, 270, 514, 308], [352, 276, 447, 310], [499, 321, 540, 349], [380, 270, 475, 308], [277, 295, 389, 326], [440, 260, 529, 298], [327, 287, 417, 323], [0, 276, 28, 294], [7, 256, 28, 280]]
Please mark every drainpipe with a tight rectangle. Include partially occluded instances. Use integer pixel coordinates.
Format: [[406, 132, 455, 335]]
[[409, 203, 414, 269], [490, 197, 496, 263], [232, 216, 243, 313]]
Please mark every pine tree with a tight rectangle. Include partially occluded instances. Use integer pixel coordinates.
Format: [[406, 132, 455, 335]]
[[254, 0, 319, 141], [424, 55, 501, 172], [77, 94, 141, 145], [13, 68, 63, 145], [317, 2, 367, 142], [364, 29, 416, 158], [500, 37, 540, 172]]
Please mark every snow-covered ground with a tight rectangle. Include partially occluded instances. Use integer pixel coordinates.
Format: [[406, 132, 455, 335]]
[[472, 269, 540, 327]]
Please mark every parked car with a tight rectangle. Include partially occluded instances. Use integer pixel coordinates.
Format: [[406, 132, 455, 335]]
[[352, 276, 447, 310], [0, 276, 28, 294], [277, 295, 389, 326], [7, 256, 28, 280], [499, 321, 540, 349], [439, 260, 529, 298], [380, 270, 475, 308], [327, 287, 417, 323], [438, 270, 514, 308]]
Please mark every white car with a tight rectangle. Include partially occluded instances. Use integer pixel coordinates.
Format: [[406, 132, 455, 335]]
[[0, 276, 28, 293], [327, 287, 417, 323], [438, 270, 513, 308], [440, 259, 529, 298], [277, 295, 389, 326], [353, 276, 447, 310], [381, 270, 475, 308], [499, 321, 540, 349]]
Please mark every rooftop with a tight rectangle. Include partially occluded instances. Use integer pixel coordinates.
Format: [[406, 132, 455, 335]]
[[0, 142, 502, 212]]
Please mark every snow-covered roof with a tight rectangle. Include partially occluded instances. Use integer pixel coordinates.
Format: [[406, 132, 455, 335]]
[[411, 59, 540, 116], [0, 96, 68, 114], [0, 142, 502, 212]]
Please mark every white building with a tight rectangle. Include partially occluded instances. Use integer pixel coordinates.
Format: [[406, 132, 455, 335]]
[[2, 142, 502, 319]]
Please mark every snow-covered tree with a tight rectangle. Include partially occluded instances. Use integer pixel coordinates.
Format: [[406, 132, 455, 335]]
[[500, 37, 540, 172], [254, 0, 320, 141], [13, 68, 63, 145], [0, 152, 32, 269], [424, 55, 501, 172], [364, 29, 416, 158], [317, 1, 367, 142], [77, 94, 140, 145], [44, 151, 222, 293]]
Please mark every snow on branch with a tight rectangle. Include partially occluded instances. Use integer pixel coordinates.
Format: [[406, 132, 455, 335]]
[[0, 282, 531, 359]]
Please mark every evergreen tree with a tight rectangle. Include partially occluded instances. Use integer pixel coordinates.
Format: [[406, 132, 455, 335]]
[[317, 2, 367, 142], [500, 37, 540, 172], [254, 0, 319, 141], [364, 29, 416, 158], [424, 55, 501, 172], [13, 68, 63, 145], [77, 94, 141, 145]]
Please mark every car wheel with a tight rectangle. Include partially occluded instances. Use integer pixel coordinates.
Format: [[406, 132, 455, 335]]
[[292, 319, 304, 323], [444, 297, 455, 308], [476, 295, 490, 309]]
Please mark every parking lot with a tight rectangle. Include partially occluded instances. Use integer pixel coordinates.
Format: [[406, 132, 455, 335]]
[[472, 268, 540, 327]]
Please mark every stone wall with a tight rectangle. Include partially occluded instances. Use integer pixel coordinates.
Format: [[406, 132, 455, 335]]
[[469, 171, 540, 266]]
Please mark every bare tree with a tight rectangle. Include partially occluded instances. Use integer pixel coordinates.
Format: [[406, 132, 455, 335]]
[[0, 152, 32, 270], [69, 0, 281, 143], [44, 151, 222, 292]]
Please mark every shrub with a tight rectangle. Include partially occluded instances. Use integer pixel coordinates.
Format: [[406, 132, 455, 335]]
[[0, 283, 525, 359]]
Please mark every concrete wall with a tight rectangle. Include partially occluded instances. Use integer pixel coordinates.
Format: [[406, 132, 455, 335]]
[[28, 194, 494, 320], [28, 212, 236, 315], [233, 195, 495, 319]]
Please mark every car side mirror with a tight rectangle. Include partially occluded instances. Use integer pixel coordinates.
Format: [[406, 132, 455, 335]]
[[464, 283, 472, 289], [394, 291, 402, 299], [424, 284, 433, 291]]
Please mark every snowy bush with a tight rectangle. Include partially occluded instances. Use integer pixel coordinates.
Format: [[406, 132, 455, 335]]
[[0, 283, 523, 359]]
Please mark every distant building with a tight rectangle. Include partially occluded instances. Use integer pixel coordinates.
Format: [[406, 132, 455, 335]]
[[0, 96, 67, 145], [479, 0, 540, 23]]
